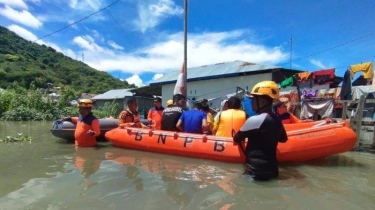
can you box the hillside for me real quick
[0,25,136,93]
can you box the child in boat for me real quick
[147,97,164,130]
[212,99,228,135]
[215,96,246,137]
[176,102,207,134]
[118,97,147,128]
[233,81,288,181]
[62,99,100,147]
[201,102,214,134]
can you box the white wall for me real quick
[161,73,272,108]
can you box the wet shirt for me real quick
[179,109,207,134]
[161,105,184,131]
[71,113,100,147]
[233,112,287,179]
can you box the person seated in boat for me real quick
[273,100,313,124]
[176,102,207,134]
[161,94,186,131]
[118,97,147,128]
[166,99,173,108]
[215,96,246,137]
[212,99,228,135]
[147,97,164,130]
[201,102,214,134]
[61,99,100,147]
[233,81,287,181]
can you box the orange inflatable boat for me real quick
[105,120,357,163]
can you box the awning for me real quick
[130,85,162,97]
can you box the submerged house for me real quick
[91,89,154,118]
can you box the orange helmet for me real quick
[251,81,279,99]
[77,99,93,108]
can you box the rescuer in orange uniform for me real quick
[147,97,164,130]
[62,99,100,147]
[118,97,147,128]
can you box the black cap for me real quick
[273,100,285,109]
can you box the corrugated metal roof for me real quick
[91,89,133,100]
[150,60,282,85]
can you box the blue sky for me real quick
[0,0,374,87]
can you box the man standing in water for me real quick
[233,81,287,181]
[62,99,100,147]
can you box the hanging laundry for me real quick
[313,68,335,85]
[296,72,313,89]
[297,72,312,82]
[279,76,295,89]
[340,70,352,100]
[301,89,318,99]
[300,99,334,119]
[350,62,373,79]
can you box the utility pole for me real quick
[82,53,85,93]
[290,35,293,70]
[183,0,188,97]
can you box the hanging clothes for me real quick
[300,99,334,119]
[301,89,318,99]
[296,72,313,89]
[350,62,373,79]
[313,68,335,85]
[340,70,352,100]
[279,76,295,89]
[297,72,312,82]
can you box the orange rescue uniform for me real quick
[71,113,100,147]
[147,107,164,130]
[118,109,146,128]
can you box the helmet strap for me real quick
[254,96,273,114]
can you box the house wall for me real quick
[161,73,272,109]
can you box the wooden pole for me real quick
[341,101,347,120]
[354,95,365,147]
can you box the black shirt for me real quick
[161,105,184,131]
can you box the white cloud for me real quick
[108,40,124,50]
[8,24,77,60]
[134,0,183,33]
[69,0,101,11]
[73,35,115,56]
[0,5,42,28]
[84,30,288,74]
[310,59,328,69]
[125,75,145,87]
[8,24,37,41]
[0,0,28,9]
[152,73,164,81]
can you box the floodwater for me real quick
[0,121,374,210]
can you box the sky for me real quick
[0,0,374,87]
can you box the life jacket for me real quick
[118,109,142,127]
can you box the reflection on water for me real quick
[0,121,375,209]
